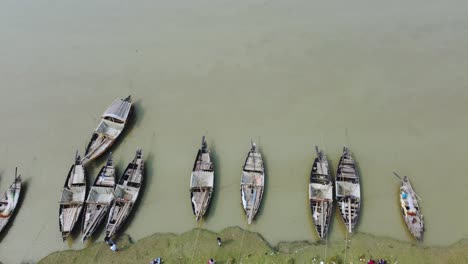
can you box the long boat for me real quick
[59,152,87,241]
[190,136,214,221]
[81,154,116,243]
[396,173,424,240]
[105,149,144,239]
[82,96,132,165]
[0,168,22,234]
[309,146,333,240]
[240,141,264,224]
[335,146,360,234]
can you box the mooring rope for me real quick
[236,221,249,263]
[189,218,204,264]
[344,231,349,264]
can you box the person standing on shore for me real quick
[217,237,222,247]
[105,237,118,252]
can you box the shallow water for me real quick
[1,1,468,263]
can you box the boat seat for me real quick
[127,182,141,188]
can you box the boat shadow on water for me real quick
[0,178,28,243]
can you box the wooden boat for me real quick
[81,154,116,243]
[59,152,87,241]
[0,168,22,234]
[395,172,424,240]
[335,146,360,233]
[240,141,264,224]
[82,96,132,165]
[190,136,214,221]
[309,146,333,240]
[105,149,144,239]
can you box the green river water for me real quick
[0,1,468,263]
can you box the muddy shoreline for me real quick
[39,227,468,264]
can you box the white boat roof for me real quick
[336,181,360,198]
[102,98,132,122]
[241,171,264,186]
[190,171,214,188]
[309,183,333,199]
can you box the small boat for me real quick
[105,149,144,239]
[240,141,264,224]
[81,154,116,243]
[0,168,22,234]
[309,146,333,240]
[395,172,424,240]
[190,136,214,221]
[59,152,87,241]
[335,146,360,233]
[82,96,132,165]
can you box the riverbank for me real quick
[39,227,468,264]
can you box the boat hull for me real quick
[335,147,360,234]
[59,157,87,241]
[240,143,264,224]
[309,148,333,240]
[190,137,214,221]
[0,176,22,233]
[104,149,143,239]
[399,177,424,240]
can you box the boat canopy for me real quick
[309,183,333,199]
[88,187,114,203]
[336,182,360,197]
[190,171,214,188]
[102,98,132,122]
[241,172,264,186]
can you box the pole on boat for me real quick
[393,172,423,201]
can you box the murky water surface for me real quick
[1,1,468,263]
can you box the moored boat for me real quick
[105,149,144,239]
[82,96,132,165]
[395,172,424,240]
[309,146,333,240]
[59,152,87,241]
[240,141,265,224]
[335,146,360,233]
[190,136,214,221]
[0,168,22,234]
[81,154,116,243]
